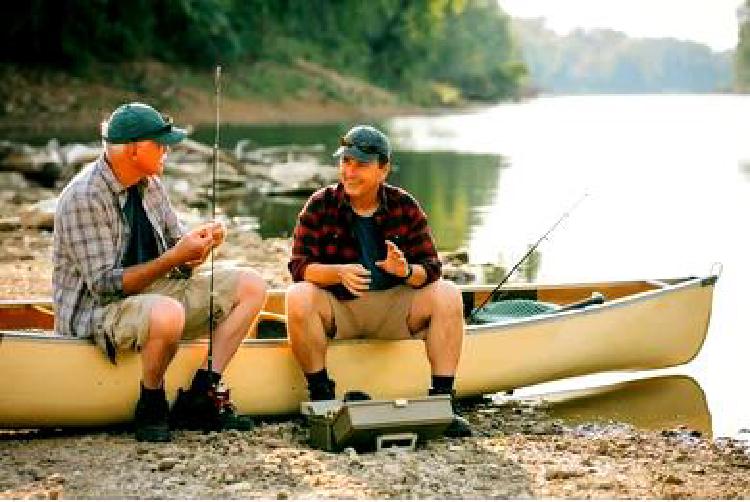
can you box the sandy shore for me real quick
[2,398,750,499]
[1,183,750,499]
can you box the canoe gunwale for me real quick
[0,275,717,347]
[466,274,716,334]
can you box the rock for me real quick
[277,491,289,499]
[0,216,20,231]
[662,473,684,485]
[441,248,469,265]
[545,467,585,480]
[19,198,57,229]
[47,473,65,484]
[157,458,179,472]
[382,463,400,476]
[344,447,358,459]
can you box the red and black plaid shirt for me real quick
[288,182,442,300]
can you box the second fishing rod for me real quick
[468,193,589,323]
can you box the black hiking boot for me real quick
[429,388,473,438]
[308,379,336,401]
[134,385,171,443]
[170,370,253,432]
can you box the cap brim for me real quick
[332,145,378,163]
[152,127,187,145]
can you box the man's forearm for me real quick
[122,248,180,295]
[303,263,342,286]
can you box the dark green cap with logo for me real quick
[103,102,187,145]
[333,125,391,163]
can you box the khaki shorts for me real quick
[328,285,421,340]
[96,267,241,354]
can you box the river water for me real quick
[200,94,750,438]
[15,94,750,437]
[393,94,750,439]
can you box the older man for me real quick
[286,125,471,437]
[53,102,267,442]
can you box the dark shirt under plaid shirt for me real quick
[288,182,442,300]
[53,155,186,338]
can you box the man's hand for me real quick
[182,222,226,268]
[194,221,225,248]
[337,264,371,297]
[170,226,214,267]
[375,240,409,278]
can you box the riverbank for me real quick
[2,393,750,499]
[0,61,425,139]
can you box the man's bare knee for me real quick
[409,280,463,332]
[286,282,332,327]
[436,280,463,317]
[234,269,267,304]
[148,297,185,343]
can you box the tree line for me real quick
[736,0,750,91]
[1,0,526,103]
[513,18,732,94]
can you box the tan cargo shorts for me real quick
[328,285,421,340]
[97,267,241,353]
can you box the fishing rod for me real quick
[468,193,589,323]
[207,65,221,377]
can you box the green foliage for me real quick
[0,0,526,104]
[736,1,750,91]
[424,0,526,101]
[514,19,732,94]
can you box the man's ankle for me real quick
[429,374,455,397]
[305,368,335,401]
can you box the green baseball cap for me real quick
[103,102,187,145]
[333,125,391,163]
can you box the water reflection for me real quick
[389,151,506,251]
[522,375,712,438]
[208,145,507,248]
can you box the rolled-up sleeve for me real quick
[402,201,442,287]
[288,197,323,282]
[59,193,124,302]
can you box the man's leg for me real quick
[407,279,464,379]
[170,269,267,431]
[407,279,471,437]
[286,282,336,400]
[140,297,186,388]
[134,295,186,442]
[202,269,267,372]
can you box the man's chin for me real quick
[343,185,360,197]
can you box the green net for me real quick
[471,299,558,325]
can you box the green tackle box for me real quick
[301,396,454,452]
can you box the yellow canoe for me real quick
[0,275,717,428]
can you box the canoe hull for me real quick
[0,277,716,427]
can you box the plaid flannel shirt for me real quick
[288,183,442,300]
[53,155,186,338]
